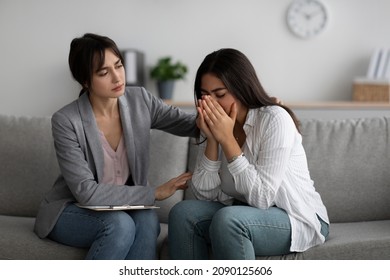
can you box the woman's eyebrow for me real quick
[97,59,122,72]
[95,67,106,73]
[212,87,227,93]
[200,87,227,94]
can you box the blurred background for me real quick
[1,0,390,116]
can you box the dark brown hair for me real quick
[194,48,300,132]
[68,33,124,96]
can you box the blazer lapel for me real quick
[77,93,105,183]
[118,95,137,184]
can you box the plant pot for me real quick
[157,80,175,100]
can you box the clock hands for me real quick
[303,9,324,21]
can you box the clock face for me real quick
[286,0,328,39]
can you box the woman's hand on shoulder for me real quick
[270,96,283,105]
[154,172,192,201]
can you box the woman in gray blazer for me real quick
[33,33,197,259]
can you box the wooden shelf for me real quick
[167,100,390,110]
[285,101,390,109]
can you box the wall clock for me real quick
[286,0,328,39]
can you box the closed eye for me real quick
[97,70,108,76]
[115,61,124,69]
[215,92,226,98]
[200,88,228,97]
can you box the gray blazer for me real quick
[34,87,197,238]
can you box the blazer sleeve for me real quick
[141,88,198,137]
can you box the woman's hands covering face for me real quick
[196,95,237,145]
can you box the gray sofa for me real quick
[0,113,389,260]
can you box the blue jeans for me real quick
[49,203,160,259]
[168,200,329,260]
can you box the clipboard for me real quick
[75,203,159,211]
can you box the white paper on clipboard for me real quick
[75,203,159,211]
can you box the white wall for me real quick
[1,0,390,117]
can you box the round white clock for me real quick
[286,0,328,39]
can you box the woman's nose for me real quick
[112,69,121,83]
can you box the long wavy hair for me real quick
[194,48,300,133]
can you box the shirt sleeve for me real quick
[190,140,233,204]
[228,108,297,209]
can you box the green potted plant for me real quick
[150,56,188,100]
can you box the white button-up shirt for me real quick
[191,106,329,252]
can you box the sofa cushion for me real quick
[301,117,390,223]
[0,115,59,217]
[254,220,390,260]
[148,129,190,223]
[0,215,87,259]
[302,220,390,259]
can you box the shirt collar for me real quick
[242,108,258,154]
[243,108,256,131]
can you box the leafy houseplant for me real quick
[150,57,188,100]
